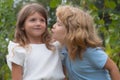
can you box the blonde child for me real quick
[52,5,120,80]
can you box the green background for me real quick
[0,0,120,79]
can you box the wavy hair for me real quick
[56,5,103,60]
[14,3,53,50]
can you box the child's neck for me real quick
[30,41,43,44]
[29,38,43,44]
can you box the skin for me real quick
[12,63,22,80]
[23,12,46,44]
[104,58,120,80]
[52,17,120,80]
[51,18,67,45]
[12,12,46,80]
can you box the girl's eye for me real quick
[40,19,45,22]
[29,18,45,23]
[30,18,36,21]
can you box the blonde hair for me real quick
[14,3,53,50]
[56,5,102,60]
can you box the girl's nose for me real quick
[36,19,45,25]
[36,20,41,25]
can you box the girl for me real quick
[6,3,65,80]
[51,5,120,80]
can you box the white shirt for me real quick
[6,41,65,80]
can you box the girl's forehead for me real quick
[29,11,41,15]
[28,12,43,17]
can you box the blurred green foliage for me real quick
[0,0,120,79]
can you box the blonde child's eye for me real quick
[58,23,61,26]
[57,22,62,26]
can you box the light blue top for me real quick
[60,47,111,80]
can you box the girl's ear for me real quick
[21,27,25,30]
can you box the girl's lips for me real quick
[33,27,41,30]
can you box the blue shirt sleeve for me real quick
[59,47,68,65]
[86,47,108,69]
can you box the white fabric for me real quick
[6,41,65,80]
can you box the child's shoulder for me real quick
[84,47,107,59]
[86,47,103,52]
[8,41,19,49]
[52,41,61,47]
[51,41,63,51]
[8,41,21,48]
[8,41,26,53]
[85,47,105,56]
[9,41,19,45]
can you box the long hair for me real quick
[14,3,53,50]
[56,5,103,60]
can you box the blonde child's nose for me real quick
[52,24,56,29]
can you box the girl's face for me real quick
[23,12,46,42]
[51,17,67,44]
